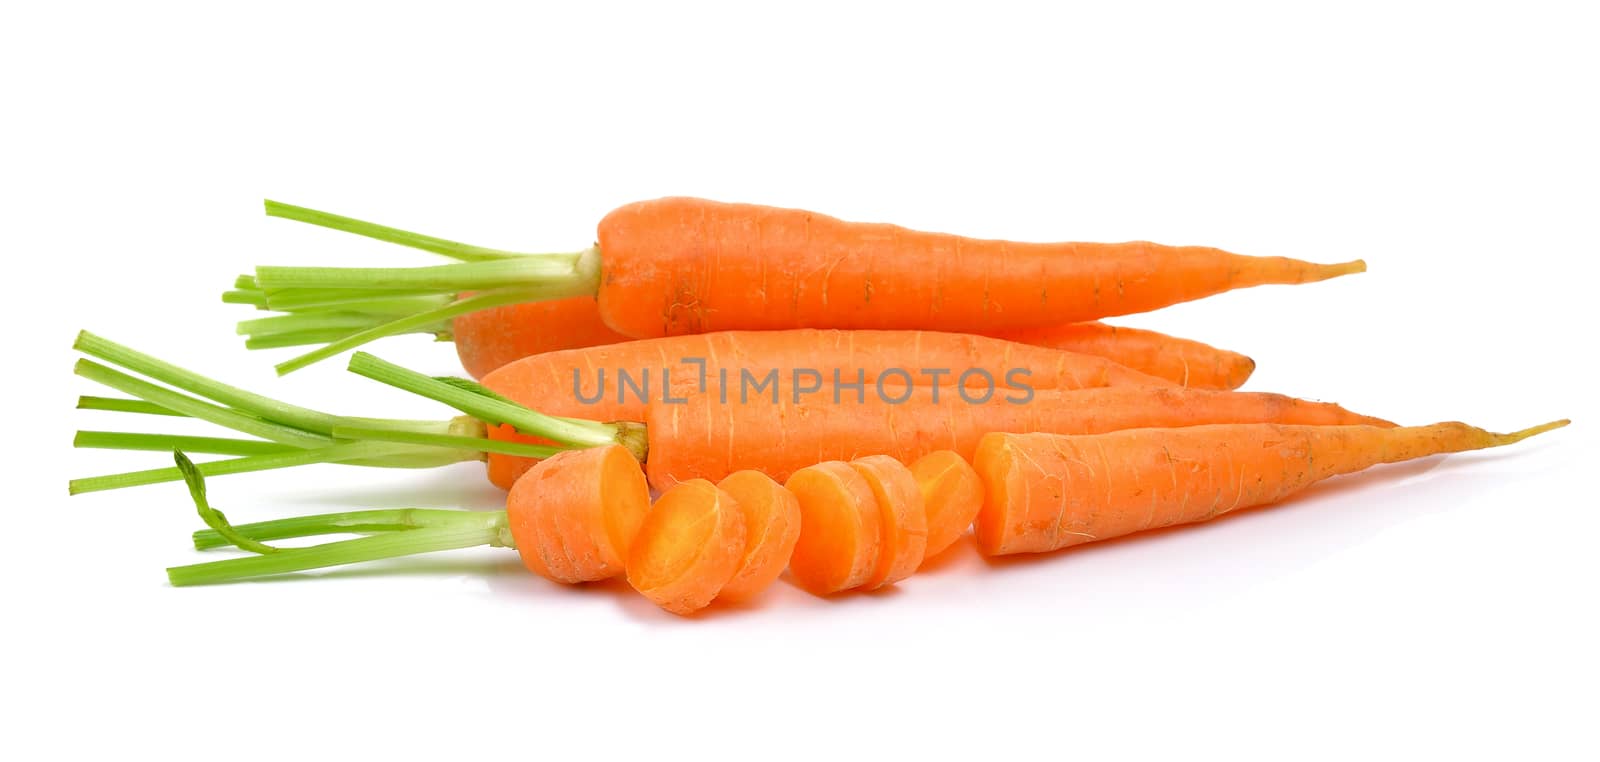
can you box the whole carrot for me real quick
[238,199,1364,373]
[971,420,1569,556]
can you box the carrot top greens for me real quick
[69,331,644,496]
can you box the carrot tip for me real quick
[1318,259,1368,280]
[1503,419,1571,443]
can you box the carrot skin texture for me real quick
[910,450,984,561]
[641,385,1395,491]
[991,322,1255,390]
[505,445,649,583]
[714,470,803,604]
[454,297,629,379]
[594,197,1364,338]
[784,462,883,596]
[849,456,928,590]
[626,479,747,615]
[972,420,1568,556]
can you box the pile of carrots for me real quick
[73,197,1567,616]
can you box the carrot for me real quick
[506,445,650,583]
[70,334,1388,497]
[239,199,1364,373]
[849,456,928,590]
[714,470,802,604]
[165,444,649,588]
[909,450,984,561]
[453,298,629,379]
[990,322,1255,390]
[625,479,747,615]
[633,383,1394,491]
[971,420,1569,556]
[783,462,883,596]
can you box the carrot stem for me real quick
[192,508,490,550]
[265,200,527,262]
[222,289,267,307]
[75,358,332,448]
[168,522,509,586]
[262,288,451,312]
[77,396,184,416]
[255,257,582,293]
[68,441,473,495]
[330,425,566,459]
[74,431,298,456]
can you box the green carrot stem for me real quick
[332,425,565,459]
[175,450,283,555]
[346,351,621,450]
[265,200,524,262]
[74,431,297,456]
[237,312,392,337]
[77,396,185,416]
[192,508,499,550]
[234,274,257,290]
[68,441,470,495]
[74,359,331,448]
[274,287,557,375]
[168,518,511,586]
[262,287,447,312]
[255,256,582,293]
[222,290,267,307]
[245,328,372,351]
[75,331,339,435]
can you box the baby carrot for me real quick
[714,470,802,604]
[971,420,1569,556]
[239,199,1364,373]
[625,479,747,615]
[909,450,984,561]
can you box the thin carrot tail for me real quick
[1486,419,1570,446]
[1305,259,1367,282]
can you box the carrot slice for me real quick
[714,470,802,603]
[849,456,928,590]
[909,450,983,561]
[783,462,882,596]
[626,479,747,615]
[506,445,649,583]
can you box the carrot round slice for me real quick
[909,450,983,561]
[714,470,802,603]
[626,479,747,615]
[849,456,928,590]
[506,445,649,583]
[784,461,882,596]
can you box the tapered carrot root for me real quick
[715,470,802,604]
[595,198,1366,337]
[784,462,883,596]
[625,479,747,615]
[849,456,929,590]
[638,384,1395,491]
[972,419,1569,556]
[991,322,1256,390]
[910,451,984,561]
[506,445,649,583]
[454,297,629,379]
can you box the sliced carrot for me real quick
[505,445,649,583]
[783,462,883,596]
[849,456,928,590]
[626,479,747,615]
[714,470,802,604]
[910,450,983,561]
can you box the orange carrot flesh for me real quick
[453,297,629,379]
[594,198,1364,338]
[714,470,803,604]
[783,462,883,596]
[505,445,649,583]
[849,456,928,590]
[640,384,1394,491]
[972,420,1569,556]
[910,450,984,561]
[625,479,747,615]
[989,322,1256,390]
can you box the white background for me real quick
[5,1,1596,759]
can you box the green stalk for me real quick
[245,328,373,351]
[332,425,566,459]
[74,431,298,456]
[346,351,626,452]
[262,287,446,312]
[68,441,470,495]
[77,396,184,416]
[75,331,339,435]
[237,312,392,337]
[255,256,582,293]
[168,519,510,586]
[74,359,331,448]
[192,507,498,550]
[234,275,257,290]
[222,290,267,307]
[265,200,525,262]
